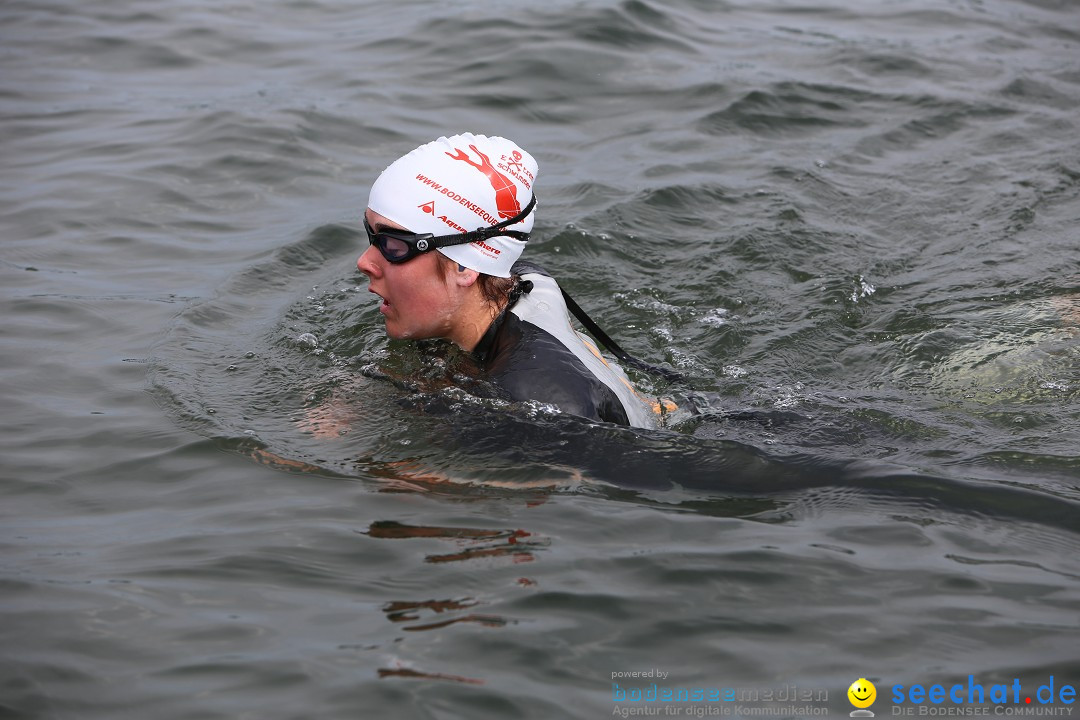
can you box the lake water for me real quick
[2,0,1079,718]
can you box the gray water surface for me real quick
[3,0,1079,718]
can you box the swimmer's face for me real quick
[847,679,876,709]
[357,209,465,344]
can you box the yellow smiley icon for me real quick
[848,678,877,709]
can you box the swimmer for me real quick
[356,133,658,427]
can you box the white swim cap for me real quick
[367,133,538,278]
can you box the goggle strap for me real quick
[426,195,538,250]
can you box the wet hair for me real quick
[434,253,516,309]
[477,273,517,307]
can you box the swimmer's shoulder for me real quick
[483,310,630,425]
[511,259,552,280]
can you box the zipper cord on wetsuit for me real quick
[559,288,685,383]
[506,277,533,308]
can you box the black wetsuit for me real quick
[469,261,653,427]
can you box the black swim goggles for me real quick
[364,195,537,264]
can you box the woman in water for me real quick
[355,133,658,428]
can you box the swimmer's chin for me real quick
[384,326,408,340]
[383,323,419,341]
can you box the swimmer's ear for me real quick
[453,265,479,287]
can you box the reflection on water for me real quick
[365,521,543,565]
[384,598,480,624]
[376,667,485,685]
[366,523,540,685]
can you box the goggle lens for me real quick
[378,235,411,261]
[364,219,429,264]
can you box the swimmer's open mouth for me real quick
[369,289,390,312]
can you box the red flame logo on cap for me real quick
[445,144,521,220]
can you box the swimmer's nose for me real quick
[357,245,381,277]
